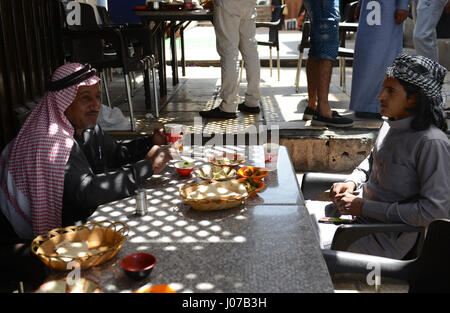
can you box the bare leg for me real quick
[317,59,333,118]
[306,57,318,110]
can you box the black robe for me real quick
[62,125,154,226]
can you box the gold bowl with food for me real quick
[237,177,265,198]
[209,153,245,168]
[180,180,249,211]
[199,0,214,10]
[195,165,236,181]
[35,278,102,293]
[31,220,128,271]
[237,166,269,180]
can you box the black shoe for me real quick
[312,112,354,127]
[238,102,260,114]
[302,106,315,120]
[355,111,382,120]
[303,107,340,121]
[199,107,237,119]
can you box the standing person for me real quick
[411,0,450,61]
[302,0,354,127]
[349,0,410,119]
[200,0,261,119]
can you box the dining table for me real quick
[43,145,334,293]
[134,8,214,97]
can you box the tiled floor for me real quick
[102,65,385,138]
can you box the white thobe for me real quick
[213,0,261,112]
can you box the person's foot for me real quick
[355,111,382,120]
[199,107,237,119]
[302,106,316,120]
[311,111,354,127]
[238,102,260,114]
[303,107,340,121]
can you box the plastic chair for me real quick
[294,5,358,93]
[61,3,159,131]
[301,172,425,260]
[240,4,286,82]
[323,219,450,292]
[95,5,160,115]
[339,0,359,23]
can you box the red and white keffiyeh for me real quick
[0,63,100,239]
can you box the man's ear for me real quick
[407,92,418,108]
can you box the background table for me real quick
[45,146,333,293]
[135,9,214,97]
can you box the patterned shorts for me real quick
[303,0,340,61]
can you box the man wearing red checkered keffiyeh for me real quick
[0,63,171,240]
[0,63,99,239]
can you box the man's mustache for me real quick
[86,110,99,115]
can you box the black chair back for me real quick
[409,219,450,292]
[63,2,105,64]
[96,5,112,26]
[341,1,359,23]
[268,3,285,43]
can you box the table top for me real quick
[45,146,333,293]
[134,8,213,22]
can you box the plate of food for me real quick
[134,284,176,293]
[180,180,248,211]
[237,177,265,198]
[209,153,245,167]
[237,166,269,180]
[199,0,214,10]
[195,165,236,181]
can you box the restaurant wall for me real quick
[0,0,64,151]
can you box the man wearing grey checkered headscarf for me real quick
[385,52,448,132]
[386,53,447,107]
[320,53,450,260]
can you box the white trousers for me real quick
[412,0,447,61]
[213,0,261,113]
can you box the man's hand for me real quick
[394,9,408,24]
[336,193,364,217]
[445,0,450,14]
[146,145,172,174]
[354,6,361,22]
[330,181,356,204]
[152,127,168,146]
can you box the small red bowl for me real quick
[120,253,156,280]
[175,161,195,176]
[176,167,194,176]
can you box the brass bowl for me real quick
[35,278,102,293]
[180,180,248,211]
[31,221,128,271]
[237,166,269,180]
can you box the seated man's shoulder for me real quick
[422,126,449,142]
[414,126,450,150]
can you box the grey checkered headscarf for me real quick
[386,53,447,108]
